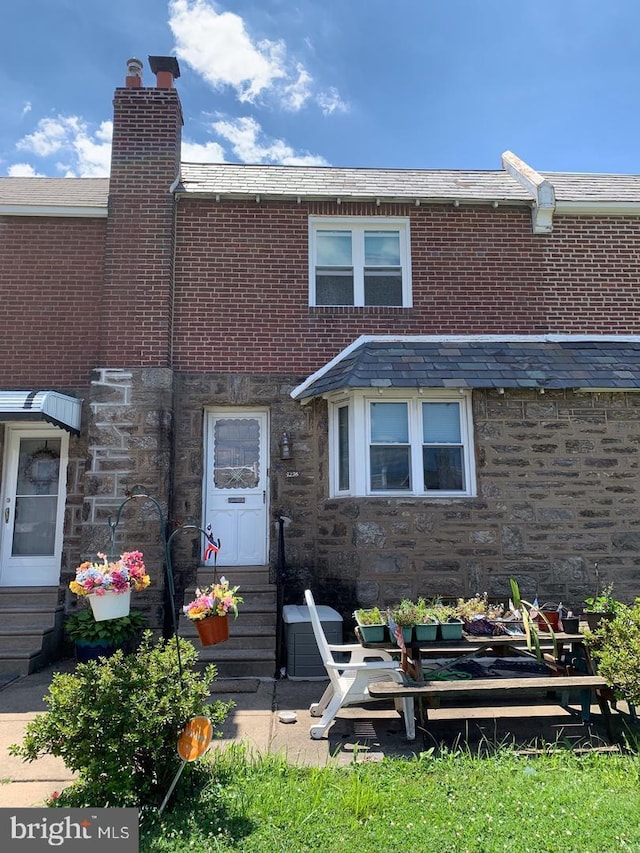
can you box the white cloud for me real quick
[169,0,287,104]
[282,64,313,111]
[317,87,349,117]
[7,162,45,177]
[168,0,348,114]
[212,116,328,166]
[181,138,226,163]
[15,116,112,177]
[21,101,32,118]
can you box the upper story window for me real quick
[309,217,412,307]
[328,390,476,498]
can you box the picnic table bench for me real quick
[357,629,614,739]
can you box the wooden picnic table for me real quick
[355,629,613,739]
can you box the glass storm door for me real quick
[0,425,69,586]
[204,411,268,566]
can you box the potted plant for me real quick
[431,602,464,641]
[584,582,623,631]
[413,597,438,642]
[69,551,150,621]
[182,577,243,646]
[389,599,417,645]
[65,607,147,663]
[353,606,387,642]
[455,593,504,635]
[509,578,557,662]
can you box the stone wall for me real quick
[75,367,174,628]
[165,375,640,624]
[300,388,640,618]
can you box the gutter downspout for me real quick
[502,150,556,235]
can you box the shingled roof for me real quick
[0,177,109,213]
[178,162,640,206]
[291,336,640,400]
[178,162,530,203]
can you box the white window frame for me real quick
[328,389,476,498]
[309,216,412,307]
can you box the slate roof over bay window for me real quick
[291,336,640,401]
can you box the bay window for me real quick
[329,391,475,497]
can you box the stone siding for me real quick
[74,367,174,628]
[171,374,640,621]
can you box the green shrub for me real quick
[588,599,640,705]
[65,607,146,645]
[10,631,231,807]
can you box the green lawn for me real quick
[140,744,640,852]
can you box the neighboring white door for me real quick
[0,424,69,586]
[204,410,268,567]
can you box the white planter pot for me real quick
[88,589,131,621]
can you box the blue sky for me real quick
[2,0,639,178]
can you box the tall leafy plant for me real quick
[509,578,558,662]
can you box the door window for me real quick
[12,438,61,557]
[213,418,261,490]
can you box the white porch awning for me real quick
[0,391,82,434]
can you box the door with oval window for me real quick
[204,410,268,566]
[0,425,69,586]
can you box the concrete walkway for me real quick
[0,659,627,808]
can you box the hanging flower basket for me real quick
[69,551,150,622]
[88,589,131,622]
[183,577,242,647]
[195,614,230,646]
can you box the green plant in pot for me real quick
[389,599,417,644]
[353,606,387,642]
[413,597,438,642]
[584,582,623,630]
[65,607,146,663]
[430,601,464,641]
[509,578,557,662]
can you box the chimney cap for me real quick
[126,57,144,75]
[148,55,181,79]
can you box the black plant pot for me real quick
[585,611,616,631]
[75,641,118,663]
[562,616,580,634]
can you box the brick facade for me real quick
[173,199,640,377]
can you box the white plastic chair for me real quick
[304,589,415,740]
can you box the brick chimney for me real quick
[101,56,183,367]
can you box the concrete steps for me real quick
[0,588,63,679]
[179,565,277,679]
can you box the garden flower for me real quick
[70,551,150,597]
[183,578,242,620]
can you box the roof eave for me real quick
[175,190,530,207]
[555,201,640,216]
[0,204,107,217]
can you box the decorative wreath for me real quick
[24,445,60,489]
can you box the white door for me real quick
[204,410,268,567]
[0,424,69,586]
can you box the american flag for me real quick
[387,611,405,651]
[203,525,220,562]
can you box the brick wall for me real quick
[172,199,640,374]
[0,216,105,387]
